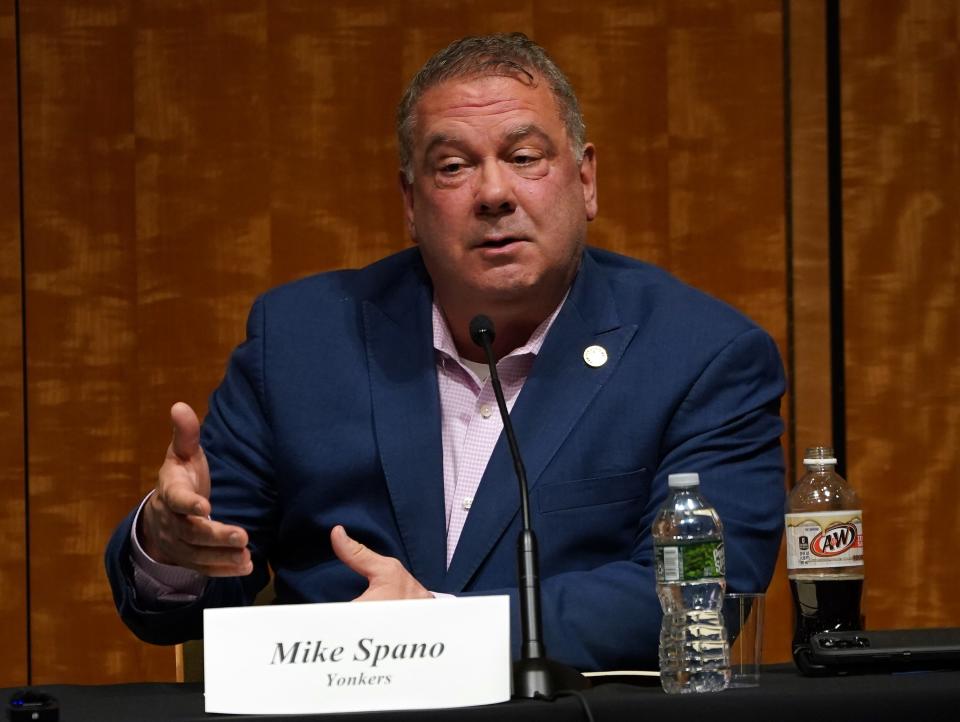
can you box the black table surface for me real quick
[5,665,959,722]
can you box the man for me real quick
[106,33,785,671]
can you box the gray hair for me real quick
[396,32,586,182]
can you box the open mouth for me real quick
[479,237,523,249]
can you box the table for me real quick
[4,665,958,721]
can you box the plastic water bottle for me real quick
[654,472,730,694]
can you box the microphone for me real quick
[469,315,588,698]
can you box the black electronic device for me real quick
[8,690,59,721]
[796,627,960,676]
[469,315,589,699]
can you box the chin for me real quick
[474,277,539,301]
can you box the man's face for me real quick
[400,74,597,316]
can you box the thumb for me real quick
[331,525,383,580]
[170,402,201,460]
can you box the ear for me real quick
[398,170,418,242]
[579,143,598,221]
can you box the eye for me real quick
[435,156,470,176]
[512,153,538,166]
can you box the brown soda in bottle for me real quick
[785,447,864,664]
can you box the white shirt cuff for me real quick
[130,491,207,604]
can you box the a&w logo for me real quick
[811,522,858,557]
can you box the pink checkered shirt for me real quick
[432,299,563,567]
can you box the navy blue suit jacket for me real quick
[105,246,785,671]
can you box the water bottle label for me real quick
[785,510,863,569]
[655,540,725,582]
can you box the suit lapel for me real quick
[443,251,639,592]
[363,259,448,592]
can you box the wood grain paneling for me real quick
[841,1,960,630]
[20,0,792,681]
[662,1,786,337]
[20,0,171,683]
[13,0,960,685]
[132,0,273,550]
[269,0,407,281]
[0,0,27,688]
[789,0,832,478]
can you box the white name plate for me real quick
[203,595,511,715]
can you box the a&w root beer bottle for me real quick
[786,446,864,664]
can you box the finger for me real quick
[202,562,254,578]
[170,402,201,461]
[164,541,251,570]
[176,516,249,548]
[150,524,253,577]
[160,477,211,517]
[331,525,386,580]
[177,556,254,578]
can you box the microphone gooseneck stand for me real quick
[469,315,590,699]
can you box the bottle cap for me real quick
[667,473,700,488]
[803,457,838,465]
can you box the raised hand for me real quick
[139,402,252,577]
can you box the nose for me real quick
[473,160,516,217]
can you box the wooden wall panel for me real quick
[132,0,273,559]
[20,0,171,683]
[14,0,960,685]
[789,0,832,479]
[662,2,786,337]
[20,0,792,681]
[841,1,960,630]
[0,0,27,688]
[269,0,407,281]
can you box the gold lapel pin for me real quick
[583,344,608,368]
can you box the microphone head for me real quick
[469,314,495,347]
